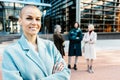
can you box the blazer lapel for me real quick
[90,31,94,39]
[18,35,48,76]
[26,49,48,76]
[37,37,48,74]
[37,37,46,61]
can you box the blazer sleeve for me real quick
[89,32,97,44]
[68,30,74,40]
[2,48,23,80]
[83,33,89,42]
[40,42,71,80]
[77,30,83,41]
[69,29,82,41]
[53,34,64,44]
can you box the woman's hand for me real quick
[52,62,64,74]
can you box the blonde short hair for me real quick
[88,24,94,31]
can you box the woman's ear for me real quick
[18,18,22,25]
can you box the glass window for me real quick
[80,0,119,32]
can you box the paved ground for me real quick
[0,39,120,80]
[64,40,120,80]
[64,50,120,80]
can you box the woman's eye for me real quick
[26,17,32,20]
[36,18,40,21]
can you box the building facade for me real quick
[0,0,50,34]
[44,0,76,33]
[0,2,22,33]
[45,0,120,33]
[80,0,120,32]
[0,0,120,34]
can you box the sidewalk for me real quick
[64,50,120,80]
[0,39,120,80]
[64,40,120,80]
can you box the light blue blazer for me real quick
[2,35,71,80]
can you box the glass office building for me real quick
[0,0,50,34]
[45,0,120,33]
[0,2,24,33]
[0,0,120,33]
[44,0,76,33]
[80,0,120,32]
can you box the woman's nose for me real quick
[32,19,37,24]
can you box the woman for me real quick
[68,22,83,70]
[2,5,70,80]
[53,24,65,58]
[83,24,97,73]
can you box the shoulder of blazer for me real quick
[37,37,54,48]
[92,31,97,35]
[3,41,20,55]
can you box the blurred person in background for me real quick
[83,24,97,73]
[53,24,65,58]
[68,22,83,70]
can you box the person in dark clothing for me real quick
[53,24,65,58]
[68,22,83,70]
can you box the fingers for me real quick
[56,62,64,71]
[52,62,64,74]
[52,62,58,74]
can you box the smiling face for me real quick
[19,5,42,36]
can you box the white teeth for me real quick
[30,27,36,31]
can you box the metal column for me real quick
[3,7,6,33]
[76,0,81,25]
